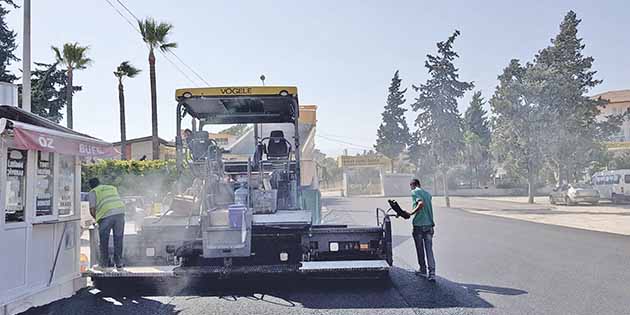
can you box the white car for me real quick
[549,183,600,206]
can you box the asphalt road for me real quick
[23,196,630,315]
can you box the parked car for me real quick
[549,183,600,206]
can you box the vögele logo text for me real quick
[220,87,252,95]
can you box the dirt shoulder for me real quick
[431,196,630,236]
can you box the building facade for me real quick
[207,133,237,148]
[112,136,176,160]
[593,89,630,152]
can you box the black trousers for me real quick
[98,213,125,267]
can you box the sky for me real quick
[5,0,630,156]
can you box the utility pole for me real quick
[256,74,266,140]
[22,0,31,112]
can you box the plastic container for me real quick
[228,204,247,228]
[252,189,278,214]
[209,209,230,226]
[234,184,249,207]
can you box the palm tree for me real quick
[52,42,92,129]
[114,61,141,160]
[138,18,177,160]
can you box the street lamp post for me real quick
[22,0,31,112]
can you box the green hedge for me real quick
[81,160,190,198]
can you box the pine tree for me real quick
[464,91,492,186]
[464,91,491,146]
[463,130,483,187]
[410,30,473,207]
[28,62,72,123]
[0,0,18,83]
[535,11,610,184]
[374,70,410,173]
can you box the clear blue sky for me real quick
[6,0,630,156]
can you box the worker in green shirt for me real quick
[408,179,436,281]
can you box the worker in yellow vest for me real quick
[183,128,193,161]
[88,178,126,270]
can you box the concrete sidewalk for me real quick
[321,190,343,198]
[432,196,630,236]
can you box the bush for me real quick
[81,160,190,199]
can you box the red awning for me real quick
[3,119,116,158]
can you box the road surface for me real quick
[23,196,630,315]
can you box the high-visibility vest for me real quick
[91,185,125,222]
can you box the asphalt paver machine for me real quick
[85,86,393,281]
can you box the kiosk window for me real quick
[35,151,54,216]
[5,149,27,223]
[58,155,75,216]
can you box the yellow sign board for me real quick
[605,142,630,153]
[605,141,630,149]
[338,155,390,168]
[176,86,298,98]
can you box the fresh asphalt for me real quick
[22,196,630,315]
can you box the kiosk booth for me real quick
[0,105,115,315]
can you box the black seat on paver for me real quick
[266,130,291,160]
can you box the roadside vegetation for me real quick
[373,11,625,203]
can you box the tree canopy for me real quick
[114,61,141,81]
[410,30,474,172]
[534,10,611,184]
[463,91,492,186]
[138,18,177,53]
[52,42,92,71]
[490,60,553,202]
[26,62,72,123]
[0,1,18,83]
[374,70,410,171]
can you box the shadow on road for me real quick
[22,288,180,315]
[457,283,528,297]
[389,267,527,309]
[23,268,527,314]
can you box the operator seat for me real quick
[190,130,211,160]
[266,130,291,160]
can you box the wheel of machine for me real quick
[549,196,556,205]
